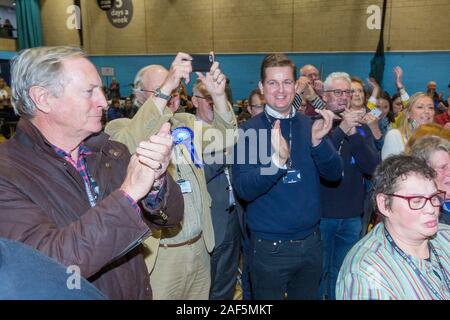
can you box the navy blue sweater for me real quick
[320,125,381,219]
[232,112,342,240]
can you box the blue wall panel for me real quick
[90,51,450,101]
[2,51,449,101]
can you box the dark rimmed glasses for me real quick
[323,89,353,97]
[194,95,213,103]
[385,191,446,210]
[139,85,182,96]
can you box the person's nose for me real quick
[95,88,108,109]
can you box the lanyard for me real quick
[384,227,449,299]
[80,158,99,208]
[263,108,295,169]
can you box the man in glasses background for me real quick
[292,64,326,115]
[192,79,243,300]
[337,155,449,300]
[132,65,182,114]
[319,72,380,299]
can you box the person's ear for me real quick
[191,96,199,109]
[29,86,52,114]
[376,193,391,218]
[258,81,264,95]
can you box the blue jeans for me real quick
[249,228,322,300]
[319,217,362,300]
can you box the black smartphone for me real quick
[190,54,214,72]
[310,108,345,120]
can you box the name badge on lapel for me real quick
[177,179,192,194]
[282,169,302,184]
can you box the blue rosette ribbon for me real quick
[171,126,203,168]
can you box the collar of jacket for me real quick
[14,118,124,160]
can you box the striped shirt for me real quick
[52,144,140,213]
[292,93,326,111]
[336,222,450,300]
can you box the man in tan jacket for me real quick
[105,52,237,299]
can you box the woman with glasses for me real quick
[336,155,449,300]
[247,89,265,118]
[409,136,450,225]
[349,77,384,149]
[381,93,436,160]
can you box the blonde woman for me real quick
[381,93,435,160]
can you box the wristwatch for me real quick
[154,88,171,101]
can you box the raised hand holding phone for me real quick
[191,53,214,72]
[196,52,229,112]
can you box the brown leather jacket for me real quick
[0,119,184,299]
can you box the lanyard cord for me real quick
[263,108,294,169]
[384,227,449,299]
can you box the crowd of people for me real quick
[0,46,448,300]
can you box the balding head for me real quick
[427,81,437,91]
[300,64,320,83]
[133,65,168,106]
[133,64,180,112]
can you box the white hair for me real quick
[11,46,86,117]
[323,72,351,90]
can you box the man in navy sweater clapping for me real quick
[232,54,342,300]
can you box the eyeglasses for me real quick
[139,86,182,97]
[194,95,213,103]
[384,191,446,210]
[323,89,353,97]
[250,104,264,109]
[305,73,319,80]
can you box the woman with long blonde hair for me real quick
[381,92,435,160]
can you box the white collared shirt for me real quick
[264,104,296,119]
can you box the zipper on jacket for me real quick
[106,228,152,266]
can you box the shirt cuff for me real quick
[367,96,377,110]
[311,96,326,109]
[271,154,287,169]
[399,88,409,103]
[120,190,141,215]
[144,175,167,209]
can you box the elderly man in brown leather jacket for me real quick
[0,46,184,300]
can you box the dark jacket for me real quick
[321,124,381,219]
[232,112,343,240]
[204,153,244,247]
[0,118,184,300]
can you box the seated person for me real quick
[409,136,450,225]
[336,155,449,300]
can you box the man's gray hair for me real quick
[299,64,319,76]
[132,65,154,107]
[323,72,351,90]
[409,136,450,164]
[11,46,86,117]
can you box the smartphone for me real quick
[311,108,345,120]
[191,54,214,72]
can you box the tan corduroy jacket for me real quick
[105,97,237,272]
